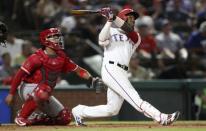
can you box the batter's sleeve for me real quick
[129,32,141,48]
[21,54,42,75]
[62,57,78,73]
[98,21,112,46]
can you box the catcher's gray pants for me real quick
[18,83,64,117]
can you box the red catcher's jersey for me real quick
[20,49,78,88]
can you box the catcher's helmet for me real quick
[0,21,8,47]
[117,8,139,21]
[39,28,64,51]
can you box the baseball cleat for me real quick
[15,116,32,126]
[73,115,87,126]
[72,108,87,126]
[160,111,180,126]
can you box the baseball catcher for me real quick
[5,27,98,126]
[0,21,8,47]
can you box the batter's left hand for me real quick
[100,7,114,21]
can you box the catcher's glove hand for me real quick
[0,21,8,47]
[89,77,107,93]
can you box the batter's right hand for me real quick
[5,94,14,106]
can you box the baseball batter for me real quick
[72,7,180,126]
[5,28,95,126]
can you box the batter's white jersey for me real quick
[99,23,141,66]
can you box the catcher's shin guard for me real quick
[18,99,37,119]
[27,112,51,125]
[15,99,37,126]
[31,109,72,125]
[27,109,72,126]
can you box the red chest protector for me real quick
[22,49,76,88]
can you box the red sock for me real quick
[19,99,37,118]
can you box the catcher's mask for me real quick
[0,21,8,47]
[39,28,64,51]
[117,8,139,21]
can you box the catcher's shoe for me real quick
[72,108,86,126]
[160,111,180,126]
[15,116,32,126]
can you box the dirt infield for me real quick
[86,122,206,128]
[1,121,206,131]
[83,121,206,129]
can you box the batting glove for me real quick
[100,7,114,22]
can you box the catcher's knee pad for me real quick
[55,108,72,125]
[34,83,52,101]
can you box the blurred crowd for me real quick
[0,0,206,85]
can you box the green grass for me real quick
[1,121,206,131]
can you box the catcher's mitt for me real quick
[90,77,107,93]
[0,21,8,47]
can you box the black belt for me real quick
[109,61,128,71]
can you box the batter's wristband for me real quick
[108,15,116,22]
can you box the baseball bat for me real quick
[69,9,100,15]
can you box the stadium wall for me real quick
[0,79,205,123]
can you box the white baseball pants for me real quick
[73,63,166,122]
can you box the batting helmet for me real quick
[117,8,139,21]
[0,21,8,47]
[39,28,64,51]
